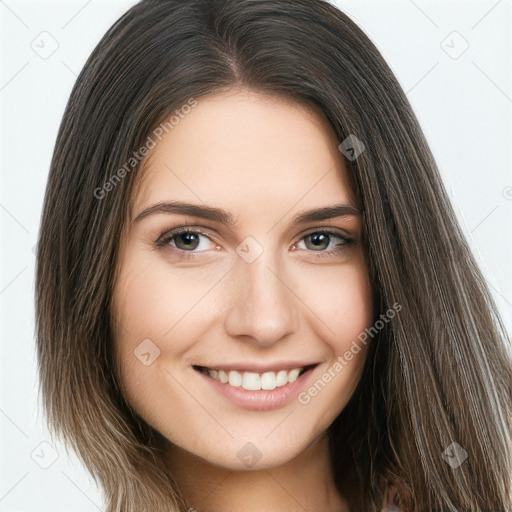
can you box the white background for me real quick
[1,0,511,510]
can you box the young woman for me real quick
[35,1,512,511]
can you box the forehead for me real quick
[131,89,357,220]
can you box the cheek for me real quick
[110,262,188,432]
[331,266,373,351]
[301,256,373,353]
[330,264,373,384]
[294,258,372,409]
[110,249,229,421]
[113,251,222,346]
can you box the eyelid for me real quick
[155,225,352,245]
[297,226,352,240]
[154,225,219,247]
[154,224,356,260]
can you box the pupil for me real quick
[176,232,199,250]
[308,233,329,251]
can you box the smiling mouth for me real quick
[193,364,317,391]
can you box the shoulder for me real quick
[380,483,405,512]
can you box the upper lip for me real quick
[194,361,319,373]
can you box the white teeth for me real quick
[287,368,300,383]
[275,370,288,387]
[228,370,242,387]
[261,371,277,390]
[241,372,261,391]
[202,366,307,390]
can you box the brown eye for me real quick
[304,232,331,251]
[173,232,201,251]
[155,228,217,254]
[293,229,355,259]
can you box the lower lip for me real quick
[195,366,318,411]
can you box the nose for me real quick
[223,251,299,348]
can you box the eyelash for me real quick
[154,225,355,260]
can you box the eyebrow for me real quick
[133,200,361,227]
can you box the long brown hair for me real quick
[35,1,512,510]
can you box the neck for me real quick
[164,432,349,512]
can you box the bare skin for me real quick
[112,88,373,512]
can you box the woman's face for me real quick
[112,88,373,470]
